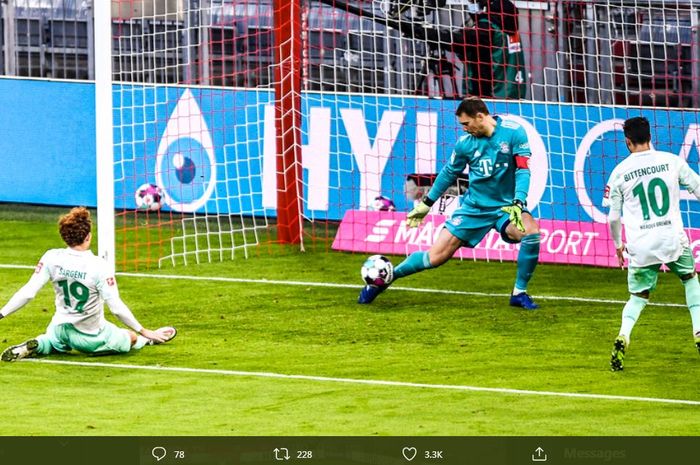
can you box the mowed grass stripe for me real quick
[0,263,686,308]
[26,358,700,406]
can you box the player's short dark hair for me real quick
[623,116,651,145]
[59,207,91,247]
[455,96,490,117]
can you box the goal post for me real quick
[273,0,304,245]
[95,0,116,274]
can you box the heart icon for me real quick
[402,447,417,461]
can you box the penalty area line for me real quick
[26,358,700,406]
[0,263,685,308]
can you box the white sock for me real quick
[133,335,150,350]
[619,295,648,344]
[512,287,526,295]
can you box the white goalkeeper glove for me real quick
[406,200,432,228]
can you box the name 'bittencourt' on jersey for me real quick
[623,163,671,183]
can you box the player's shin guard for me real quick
[682,277,700,336]
[393,250,434,280]
[619,295,648,341]
[514,233,540,291]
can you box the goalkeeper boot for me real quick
[1,339,39,362]
[509,292,539,310]
[610,336,627,371]
[358,284,389,304]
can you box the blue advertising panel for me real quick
[0,78,96,206]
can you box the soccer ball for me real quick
[135,183,165,211]
[360,255,394,287]
[370,195,396,211]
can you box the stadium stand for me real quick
[0,0,698,108]
[112,18,145,82]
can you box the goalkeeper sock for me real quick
[682,277,700,335]
[394,251,434,280]
[514,233,540,291]
[619,294,648,341]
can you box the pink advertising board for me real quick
[332,210,700,269]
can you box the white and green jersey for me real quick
[0,248,143,334]
[603,149,700,266]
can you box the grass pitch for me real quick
[0,204,698,435]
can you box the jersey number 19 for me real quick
[57,279,90,312]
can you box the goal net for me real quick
[100,0,700,271]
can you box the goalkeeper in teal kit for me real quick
[358,97,541,309]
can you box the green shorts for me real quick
[38,321,133,355]
[627,248,696,294]
[444,203,516,248]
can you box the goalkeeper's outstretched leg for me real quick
[356,229,463,304]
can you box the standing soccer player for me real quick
[604,116,700,371]
[0,207,176,361]
[358,96,541,309]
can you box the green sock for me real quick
[682,277,700,336]
[394,251,434,280]
[619,295,648,342]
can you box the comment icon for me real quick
[152,446,167,462]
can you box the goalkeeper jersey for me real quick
[603,149,700,267]
[0,248,143,334]
[427,116,531,209]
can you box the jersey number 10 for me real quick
[632,177,670,221]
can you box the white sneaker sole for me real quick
[1,339,39,362]
[153,326,177,344]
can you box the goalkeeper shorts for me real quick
[443,203,513,248]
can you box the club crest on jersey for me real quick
[107,277,115,286]
[500,142,510,154]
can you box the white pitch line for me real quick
[26,358,700,406]
[0,263,686,308]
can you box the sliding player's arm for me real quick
[97,271,167,343]
[97,273,143,333]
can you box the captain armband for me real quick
[514,156,530,169]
